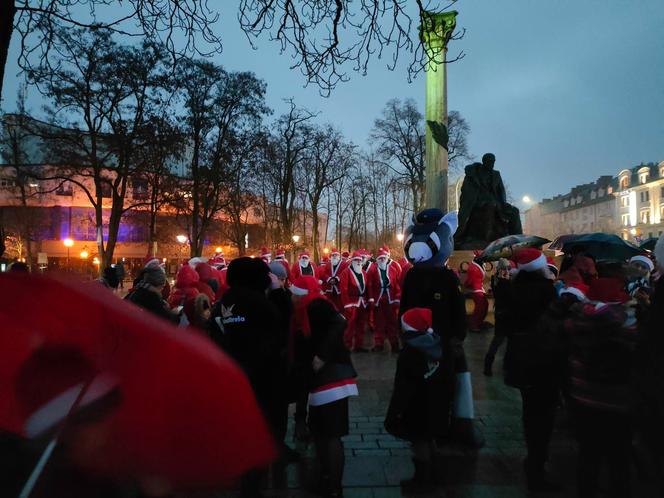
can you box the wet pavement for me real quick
[215,315,654,498]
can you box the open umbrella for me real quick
[548,234,582,251]
[551,233,644,262]
[0,273,275,491]
[474,234,551,263]
[640,237,659,252]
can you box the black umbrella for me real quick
[640,237,659,252]
[548,234,582,251]
[554,232,644,262]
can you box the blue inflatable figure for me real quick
[391,208,484,491]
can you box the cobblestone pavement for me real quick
[215,321,653,498]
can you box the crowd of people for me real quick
[6,217,663,498]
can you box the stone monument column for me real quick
[421,10,457,213]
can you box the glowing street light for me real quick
[63,238,74,270]
[323,247,330,255]
[396,233,405,242]
[292,234,301,244]
[522,195,532,204]
[630,228,638,236]
[80,250,89,259]
[176,234,188,244]
[215,246,223,254]
[93,257,100,265]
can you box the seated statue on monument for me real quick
[454,153,523,249]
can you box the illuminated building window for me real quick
[640,209,651,224]
[639,172,649,184]
[620,176,629,189]
[621,214,630,226]
[640,191,650,203]
[620,196,629,207]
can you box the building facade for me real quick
[614,162,664,241]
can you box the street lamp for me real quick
[522,195,532,204]
[215,246,223,254]
[396,233,405,242]
[80,249,89,259]
[292,234,300,244]
[176,234,188,260]
[63,238,74,270]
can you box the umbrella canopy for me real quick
[474,234,551,263]
[640,237,659,252]
[548,234,582,251]
[0,273,275,490]
[551,233,644,262]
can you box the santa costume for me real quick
[464,254,489,332]
[367,247,402,351]
[339,251,372,351]
[319,248,347,312]
[291,251,317,280]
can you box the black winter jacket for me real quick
[126,286,178,324]
[503,271,558,388]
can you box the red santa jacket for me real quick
[339,266,371,309]
[320,260,348,296]
[291,260,317,280]
[464,260,486,294]
[367,260,402,305]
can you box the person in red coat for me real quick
[168,264,200,325]
[368,248,402,352]
[291,251,317,280]
[320,248,347,312]
[339,251,372,351]
[464,255,489,332]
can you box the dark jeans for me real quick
[485,331,506,367]
[573,403,632,498]
[520,383,559,470]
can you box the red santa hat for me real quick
[376,248,390,259]
[559,282,589,302]
[350,250,363,261]
[188,256,208,268]
[260,247,271,259]
[515,248,547,273]
[298,251,311,260]
[144,255,165,269]
[274,248,286,258]
[401,308,433,334]
[341,251,350,259]
[209,255,226,268]
[330,248,340,256]
[381,245,391,255]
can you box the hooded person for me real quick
[208,257,281,498]
[385,308,445,493]
[290,275,357,498]
[339,251,372,352]
[127,266,179,324]
[367,247,402,352]
[398,208,482,451]
[138,255,171,300]
[291,251,317,280]
[503,247,561,491]
[193,262,218,304]
[319,248,347,313]
[464,252,489,332]
[167,264,201,325]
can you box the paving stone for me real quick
[345,441,380,450]
[354,449,391,457]
[378,441,409,449]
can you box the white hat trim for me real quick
[518,253,547,272]
[630,255,654,272]
[401,315,433,333]
[290,285,309,296]
[560,286,587,302]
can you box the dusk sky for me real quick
[3,0,663,207]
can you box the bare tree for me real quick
[175,59,268,256]
[370,98,425,213]
[371,98,470,214]
[238,0,464,95]
[26,29,171,268]
[1,0,222,100]
[298,125,354,260]
[265,100,316,245]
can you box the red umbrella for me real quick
[0,273,275,490]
